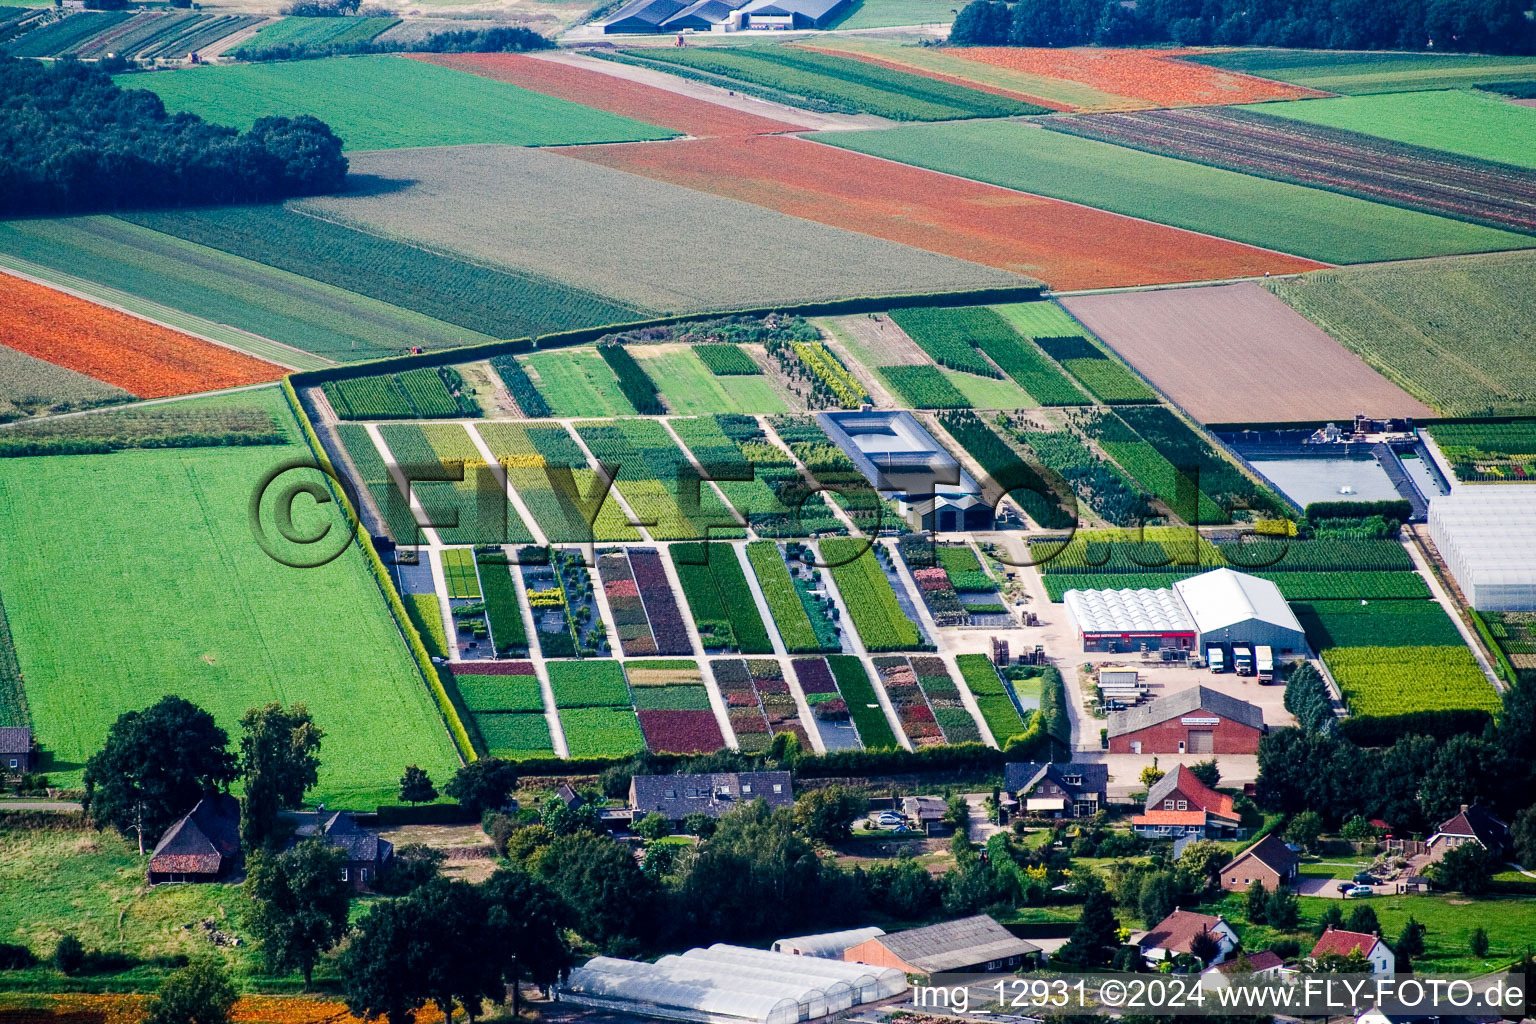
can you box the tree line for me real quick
[0,58,348,218]
[949,0,1536,53]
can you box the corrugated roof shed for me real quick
[866,915,1038,973]
[1107,686,1264,738]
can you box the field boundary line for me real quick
[0,255,332,371]
[791,131,1338,270]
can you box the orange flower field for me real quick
[951,47,1326,108]
[561,135,1325,290]
[0,993,449,1024]
[0,275,286,398]
[415,53,798,137]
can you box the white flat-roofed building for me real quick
[1429,487,1536,610]
[1063,586,1197,653]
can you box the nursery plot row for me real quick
[695,344,761,376]
[632,347,787,415]
[1032,526,1225,576]
[596,548,692,657]
[971,309,1090,406]
[791,657,861,751]
[3,11,132,57]
[475,550,528,656]
[522,558,578,659]
[910,655,981,744]
[1295,599,1463,650]
[873,655,944,747]
[440,548,481,600]
[880,365,971,410]
[598,344,663,415]
[787,341,867,409]
[1041,570,1431,602]
[670,415,840,537]
[1008,424,1149,527]
[374,423,532,546]
[1033,335,1158,405]
[887,307,1001,378]
[326,367,473,420]
[819,539,923,652]
[335,423,421,544]
[622,44,1046,121]
[898,535,969,627]
[16,11,266,60]
[576,419,742,540]
[770,416,887,534]
[746,541,835,654]
[955,653,1029,746]
[1070,410,1230,525]
[473,710,555,761]
[713,658,805,753]
[488,356,550,419]
[936,410,1075,530]
[1218,538,1413,573]
[234,13,396,51]
[453,662,555,759]
[1114,405,1284,518]
[476,422,638,543]
[1187,48,1536,96]
[1484,612,1536,671]
[1324,646,1500,717]
[548,661,642,758]
[1046,106,1536,236]
[1431,421,1536,482]
[670,543,773,654]
[629,659,726,754]
[1268,252,1536,417]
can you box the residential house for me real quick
[1003,762,1108,820]
[844,915,1039,981]
[1107,686,1266,755]
[0,726,32,775]
[901,795,951,836]
[292,811,394,892]
[1424,805,1509,864]
[1311,928,1395,976]
[556,782,586,810]
[1200,950,1285,991]
[1133,764,1242,839]
[628,771,792,825]
[147,792,241,884]
[1138,910,1239,965]
[1220,834,1300,892]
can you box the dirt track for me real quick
[1060,282,1435,425]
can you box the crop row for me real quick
[936,410,1074,529]
[887,307,1001,378]
[910,654,980,745]
[441,548,481,599]
[955,653,1029,746]
[713,658,774,753]
[670,414,831,537]
[334,423,420,545]
[597,551,656,656]
[560,707,644,758]
[597,343,664,415]
[825,654,898,749]
[578,419,741,540]
[630,548,695,656]
[820,538,922,652]
[1034,335,1158,404]
[1116,406,1282,517]
[1218,537,1414,573]
[455,663,542,713]
[746,541,826,653]
[873,655,942,747]
[548,659,630,708]
[671,542,774,654]
[489,355,552,418]
[475,557,527,655]
[477,422,638,543]
[1041,569,1431,601]
[326,367,471,421]
[695,343,762,376]
[1011,424,1148,527]
[968,309,1088,406]
[1074,410,1229,525]
[1324,645,1501,717]
[1296,599,1463,649]
[1032,526,1225,575]
[3,11,132,58]
[474,711,555,759]
[880,365,970,409]
[772,416,889,532]
[789,341,866,409]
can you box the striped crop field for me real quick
[564,134,1324,290]
[1185,48,1536,95]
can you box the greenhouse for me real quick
[1429,487,1536,610]
[772,926,887,959]
[558,945,906,1024]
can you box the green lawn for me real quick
[632,346,788,415]
[0,388,459,806]
[1188,48,1536,95]
[119,55,677,151]
[829,0,957,28]
[1246,89,1536,170]
[941,368,1035,410]
[521,348,637,418]
[0,216,487,362]
[818,120,1533,264]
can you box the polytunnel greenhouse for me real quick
[558,944,908,1024]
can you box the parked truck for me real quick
[1234,643,1255,676]
[1206,644,1226,673]
[1256,645,1274,681]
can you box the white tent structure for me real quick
[559,944,907,1024]
[772,926,886,959]
[1430,487,1536,610]
[1172,568,1307,651]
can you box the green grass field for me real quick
[940,369,1035,410]
[0,389,459,805]
[234,14,397,51]
[0,216,487,362]
[829,0,956,28]
[818,121,1533,263]
[1188,48,1536,95]
[631,346,788,415]
[1267,251,1536,416]
[521,349,637,418]
[1247,89,1536,170]
[120,55,676,151]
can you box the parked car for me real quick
[1344,885,1374,898]
[1353,872,1381,885]
[873,811,905,827]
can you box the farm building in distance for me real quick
[146,792,241,885]
[818,410,993,532]
[1064,568,1305,653]
[601,0,847,32]
[772,927,886,959]
[1429,488,1536,609]
[1107,686,1265,755]
[559,944,906,1024]
[843,915,1040,980]
[629,771,793,825]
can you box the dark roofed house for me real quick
[292,811,394,892]
[1107,685,1265,755]
[1220,833,1299,892]
[1003,762,1108,820]
[556,783,586,811]
[0,726,33,775]
[844,915,1039,980]
[1425,804,1509,864]
[147,792,241,885]
[629,771,792,825]
[602,0,688,32]
[901,795,951,836]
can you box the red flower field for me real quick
[561,135,1325,290]
[639,709,726,754]
[0,275,286,398]
[416,53,797,138]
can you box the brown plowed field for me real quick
[1047,106,1536,235]
[562,135,1326,290]
[792,43,1075,111]
[951,47,1326,107]
[0,274,285,398]
[1059,282,1434,425]
[415,53,797,137]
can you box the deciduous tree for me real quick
[399,766,437,806]
[483,866,572,1014]
[444,759,518,818]
[142,959,237,1024]
[239,703,323,848]
[243,840,350,989]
